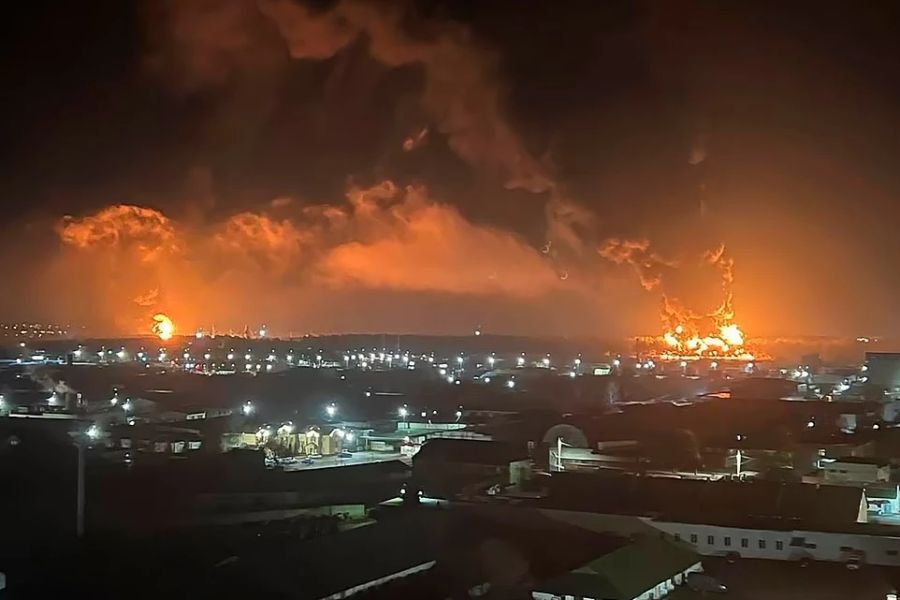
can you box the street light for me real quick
[242,401,254,415]
[326,403,337,418]
[398,406,409,418]
[507,379,516,389]
[86,424,101,440]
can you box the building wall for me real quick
[650,520,900,566]
[531,561,701,600]
[865,353,900,390]
[824,461,889,484]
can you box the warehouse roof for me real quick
[538,536,699,600]
[233,513,439,599]
[541,472,865,526]
[413,438,530,466]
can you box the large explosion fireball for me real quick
[152,313,175,340]
[656,244,758,361]
[601,240,763,362]
[658,299,754,361]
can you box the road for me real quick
[701,557,899,599]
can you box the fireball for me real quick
[152,313,175,340]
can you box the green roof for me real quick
[540,536,700,600]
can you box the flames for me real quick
[622,242,762,362]
[659,303,754,361]
[152,313,175,340]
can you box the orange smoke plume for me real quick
[319,182,564,296]
[55,181,569,335]
[598,238,678,291]
[58,204,180,263]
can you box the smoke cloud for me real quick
[257,0,554,193]
[12,1,735,338]
[53,181,569,334]
[597,238,678,291]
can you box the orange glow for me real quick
[643,244,765,362]
[152,313,175,340]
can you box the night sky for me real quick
[2,0,900,338]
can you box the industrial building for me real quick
[865,352,900,392]
[412,438,532,497]
[533,536,702,600]
[823,456,891,485]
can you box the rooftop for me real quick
[413,438,530,466]
[537,471,866,527]
[830,456,891,466]
[539,536,699,600]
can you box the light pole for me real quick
[76,439,84,537]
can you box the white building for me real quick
[823,457,890,485]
